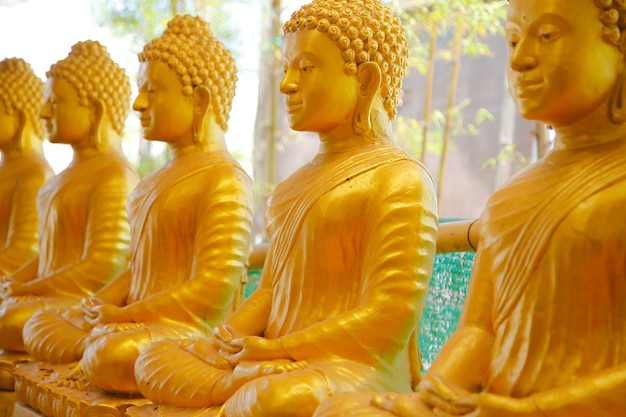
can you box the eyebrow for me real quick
[508,11,569,27]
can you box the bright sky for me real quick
[0,0,308,175]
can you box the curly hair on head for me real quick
[47,40,131,135]
[283,0,408,120]
[138,14,238,132]
[594,0,626,47]
[0,58,45,138]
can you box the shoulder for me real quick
[569,178,626,238]
[368,158,435,193]
[89,154,139,189]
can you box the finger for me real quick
[202,353,232,370]
[218,339,243,354]
[373,396,424,417]
[422,393,475,415]
[433,407,455,417]
[452,394,479,408]
[83,308,100,319]
[81,298,94,309]
[214,336,239,353]
[84,316,99,326]
[371,392,399,406]
[428,375,462,401]
[219,349,242,366]
[214,325,234,343]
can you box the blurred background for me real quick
[0,0,549,241]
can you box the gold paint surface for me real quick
[314,0,626,416]
[131,2,437,416]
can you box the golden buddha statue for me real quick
[313,0,626,416]
[22,14,253,396]
[0,58,53,278]
[129,1,437,416]
[0,41,139,355]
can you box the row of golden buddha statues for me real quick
[0,0,624,416]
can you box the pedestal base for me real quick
[14,362,151,417]
[11,402,42,417]
[125,404,220,417]
[0,390,17,417]
[0,350,33,391]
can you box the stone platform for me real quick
[13,362,150,417]
[0,350,34,417]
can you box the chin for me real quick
[286,121,307,132]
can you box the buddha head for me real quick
[135,14,237,146]
[41,40,131,148]
[281,0,408,141]
[506,0,626,128]
[0,58,45,151]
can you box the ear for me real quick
[192,85,211,144]
[353,62,382,136]
[88,98,105,149]
[193,85,211,118]
[12,109,26,151]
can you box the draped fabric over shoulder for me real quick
[483,139,626,398]
[0,151,138,352]
[0,153,53,276]
[24,149,253,394]
[133,143,438,416]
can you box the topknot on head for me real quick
[283,0,408,120]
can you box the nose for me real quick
[279,69,298,95]
[40,100,51,119]
[509,36,538,72]
[133,91,147,112]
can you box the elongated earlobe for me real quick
[13,109,26,151]
[610,77,626,123]
[353,62,382,136]
[192,85,211,145]
[89,99,105,150]
[610,40,626,123]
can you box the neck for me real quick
[71,144,117,162]
[318,123,373,154]
[553,121,626,150]
[170,127,228,160]
[1,134,45,161]
[551,98,626,149]
[72,117,124,156]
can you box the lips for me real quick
[139,118,151,127]
[285,100,302,114]
[513,79,542,98]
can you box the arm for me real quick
[422,247,496,393]
[369,241,496,417]
[92,268,132,305]
[0,256,40,299]
[9,255,39,282]
[0,167,51,275]
[525,365,626,416]
[436,219,480,253]
[278,163,438,362]
[18,167,136,297]
[123,167,254,326]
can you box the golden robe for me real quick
[0,151,138,351]
[0,153,53,276]
[23,150,253,393]
[314,138,626,417]
[134,143,438,416]
[479,138,626,412]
